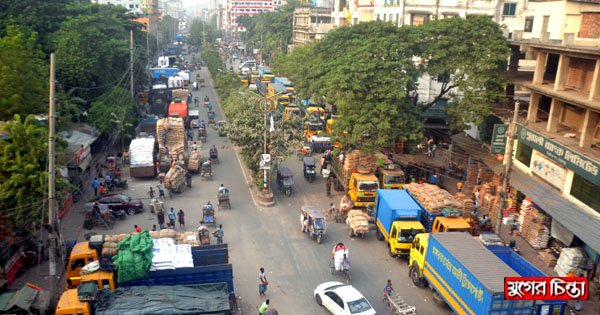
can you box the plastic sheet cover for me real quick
[95,284,231,315]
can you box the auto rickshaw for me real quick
[200,161,212,180]
[218,191,230,210]
[303,156,316,182]
[197,225,211,245]
[209,147,219,164]
[276,167,294,196]
[196,73,201,81]
[201,203,216,226]
[300,205,326,244]
[199,78,205,87]
[198,126,207,141]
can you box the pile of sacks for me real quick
[554,247,591,277]
[149,229,200,246]
[404,183,463,214]
[188,150,201,172]
[164,164,186,191]
[150,237,194,271]
[346,210,369,235]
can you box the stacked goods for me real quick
[164,164,186,191]
[404,183,462,214]
[343,150,377,173]
[102,241,118,256]
[478,164,494,183]
[554,247,588,277]
[518,200,550,249]
[188,150,201,172]
[173,244,194,268]
[156,117,186,160]
[149,231,160,239]
[464,162,479,192]
[346,210,369,234]
[454,192,474,218]
[150,237,177,271]
[523,223,549,249]
[502,192,518,218]
[171,89,188,102]
[538,249,557,267]
[159,229,177,239]
[517,198,534,234]
[491,173,503,187]
[129,137,156,168]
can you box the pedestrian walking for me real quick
[92,178,99,196]
[148,187,155,199]
[432,144,437,157]
[326,177,332,197]
[259,299,269,315]
[178,209,185,230]
[213,225,223,244]
[99,182,105,195]
[168,181,174,200]
[168,208,176,229]
[157,209,165,229]
[134,225,142,233]
[259,268,268,298]
[157,183,165,199]
[185,171,192,188]
[382,279,394,311]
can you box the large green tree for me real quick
[0,115,68,233]
[0,27,48,120]
[188,20,221,47]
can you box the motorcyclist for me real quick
[194,97,198,106]
[204,96,209,103]
[210,145,218,157]
[208,103,213,111]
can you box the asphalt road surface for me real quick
[91,56,451,315]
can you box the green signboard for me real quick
[490,124,509,154]
[517,125,600,186]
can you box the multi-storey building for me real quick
[92,0,144,13]
[229,0,274,33]
[292,7,334,47]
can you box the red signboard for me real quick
[75,144,91,166]
[505,277,588,300]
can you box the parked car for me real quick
[87,194,143,216]
[314,282,376,315]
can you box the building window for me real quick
[129,4,133,8]
[502,3,516,16]
[571,174,600,212]
[524,17,533,32]
[515,141,532,166]
[410,13,428,25]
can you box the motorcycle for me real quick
[111,177,128,190]
[110,208,127,220]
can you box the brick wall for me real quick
[578,12,600,38]
[566,57,596,92]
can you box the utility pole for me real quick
[497,99,520,234]
[130,30,135,98]
[48,53,57,307]
[263,112,268,191]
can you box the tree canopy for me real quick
[273,17,510,150]
[188,20,221,47]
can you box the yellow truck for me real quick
[330,156,379,207]
[374,189,426,257]
[284,106,302,120]
[267,82,290,107]
[66,242,99,289]
[375,164,405,189]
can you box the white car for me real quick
[314,282,376,315]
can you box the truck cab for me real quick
[306,106,326,120]
[376,165,405,189]
[348,173,379,207]
[326,115,340,134]
[431,216,471,233]
[55,289,92,315]
[304,120,324,137]
[388,221,425,256]
[408,233,429,280]
[284,106,302,120]
[80,270,117,290]
[66,242,99,288]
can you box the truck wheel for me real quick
[410,266,424,288]
[349,229,354,237]
[376,229,384,241]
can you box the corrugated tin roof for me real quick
[432,232,520,293]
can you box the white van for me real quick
[239,60,257,72]
[189,110,200,128]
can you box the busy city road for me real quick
[90,57,451,315]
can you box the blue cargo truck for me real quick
[150,68,180,83]
[487,246,566,315]
[409,232,536,315]
[374,190,426,257]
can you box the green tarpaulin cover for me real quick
[112,231,153,283]
[94,284,231,315]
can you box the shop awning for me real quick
[451,133,600,253]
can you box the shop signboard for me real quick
[517,125,600,186]
[530,151,566,190]
[490,124,508,154]
[75,143,92,170]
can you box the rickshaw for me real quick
[208,111,216,125]
[198,126,207,141]
[106,156,120,173]
[201,203,216,226]
[303,156,316,182]
[209,147,219,164]
[329,243,351,283]
[300,205,326,244]
[197,225,211,245]
[276,167,294,196]
[149,198,165,214]
[199,78,205,87]
[218,191,230,210]
[200,161,212,180]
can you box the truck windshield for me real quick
[308,124,323,132]
[357,181,379,191]
[447,228,469,233]
[398,229,424,243]
[384,175,404,184]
